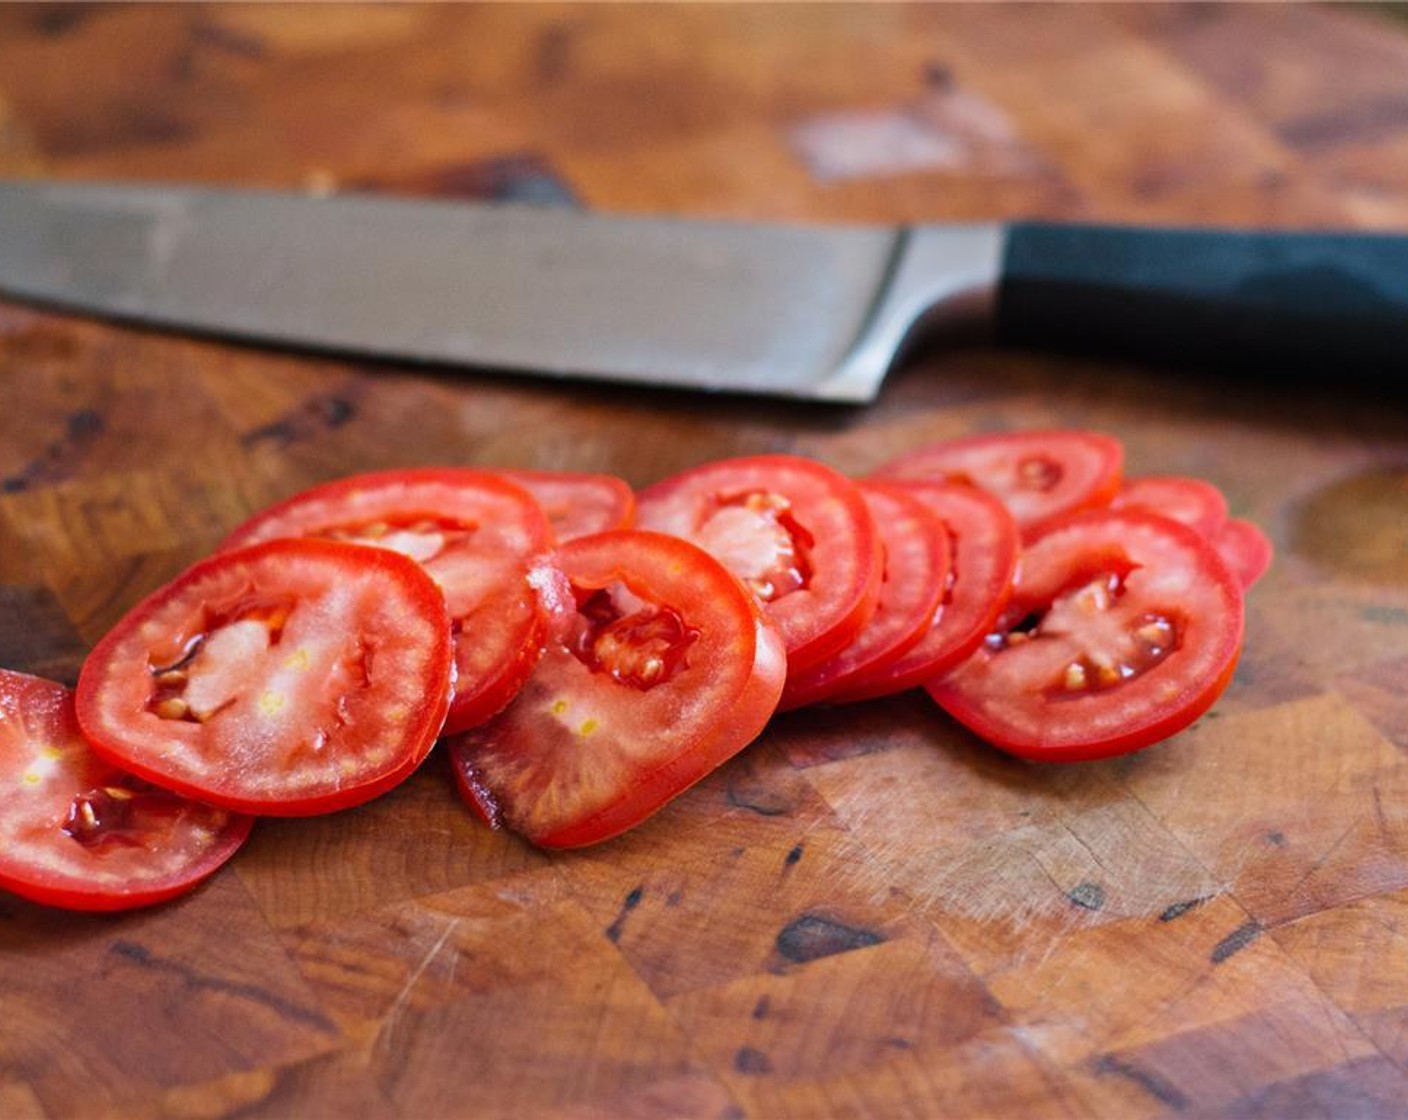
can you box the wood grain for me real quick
[4,4,1408,1117]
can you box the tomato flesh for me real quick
[76,539,454,815]
[634,454,881,675]
[874,429,1123,541]
[832,480,1019,702]
[928,510,1244,761]
[221,469,552,734]
[0,669,251,911]
[779,482,949,710]
[448,530,786,848]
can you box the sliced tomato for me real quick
[1213,518,1273,589]
[874,429,1123,541]
[831,480,1019,703]
[634,454,882,676]
[1113,475,1229,539]
[76,539,454,816]
[493,468,636,542]
[221,469,552,735]
[447,530,785,848]
[779,482,949,710]
[0,669,251,911]
[928,509,1244,761]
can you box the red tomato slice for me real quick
[447,530,786,848]
[634,454,882,675]
[831,480,1019,703]
[0,669,251,911]
[928,510,1244,761]
[221,469,552,735]
[1113,475,1229,539]
[1213,517,1273,589]
[493,469,636,542]
[76,539,454,816]
[779,482,949,710]
[874,429,1123,541]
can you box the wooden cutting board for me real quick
[4,5,1408,1117]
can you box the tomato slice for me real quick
[76,539,454,816]
[831,480,1019,703]
[447,530,786,848]
[0,669,251,911]
[493,469,636,542]
[874,429,1123,541]
[1112,475,1229,539]
[779,482,949,710]
[220,469,552,735]
[634,454,882,675]
[928,510,1244,761]
[1213,517,1274,589]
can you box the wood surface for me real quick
[4,4,1408,1117]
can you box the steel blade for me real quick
[0,182,1000,401]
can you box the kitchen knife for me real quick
[0,180,1404,402]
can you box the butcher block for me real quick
[4,5,1408,1118]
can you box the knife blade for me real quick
[0,180,1405,402]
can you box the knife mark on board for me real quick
[110,940,336,1032]
[1159,895,1214,923]
[605,885,644,944]
[241,392,357,450]
[1091,1053,1191,1111]
[191,17,269,60]
[734,1047,774,1075]
[29,4,96,36]
[775,912,884,965]
[1067,881,1107,912]
[3,409,105,493]
[1210,919,1263,965]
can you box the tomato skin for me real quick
[1213,517,1274,589]
[778,482,949,711]
[76,538,455,816]
[1111,475,1270,590]
[447,530,786,849]
[492,469,636,542]
[1113,475,1229,539]
[634,454,882,676]
[220,468,552,735]
[830,480,1019,703]
[928,510,1244,762]
[873,429,1123,541]
[0,669,251,911]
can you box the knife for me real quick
[0,180,1405,402]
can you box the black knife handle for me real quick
[996,222,1408,382]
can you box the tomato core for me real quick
[142,591,374,735]
[571,587,700,690]
[985,565,1183,698]
[698,490,814,603]
[62,775,180,850]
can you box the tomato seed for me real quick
[153,697,191,721]
[1094,661,1124,688]
[1017,455,1063,493]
